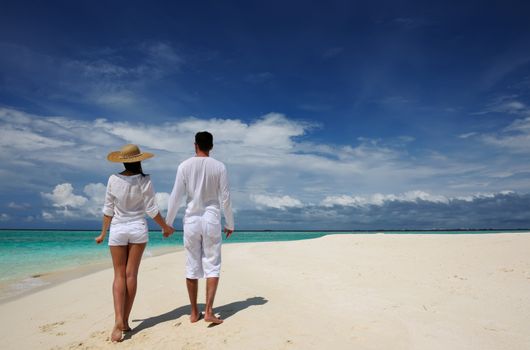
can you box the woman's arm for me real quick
[95,214,113,244]
[152,212,175,237]
[141,177,175,237]
[96,177,115,244]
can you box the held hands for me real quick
[163,225,175,238]
[224,227,234,239]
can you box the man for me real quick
[166,131,234,324]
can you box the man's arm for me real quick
[219,165,234,236]
[166,166,186,227]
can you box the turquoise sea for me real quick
[0,229,524,300]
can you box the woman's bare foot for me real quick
[111,326,123,342]
[122,322,131,332]
[204,314,223,324]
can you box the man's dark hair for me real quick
[195,131,213,151]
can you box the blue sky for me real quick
[1,0,530,229]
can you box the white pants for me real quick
[108,219,148,246]
[183,212,222,279]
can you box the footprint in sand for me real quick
[39,321,65,333]
[182,342,203,350]
[500,267,514,273]
[453,275,467,280]
[67,341,94,350]
[89,330,106,338]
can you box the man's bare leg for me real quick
[186,278,200,322]
[204,277,223,324]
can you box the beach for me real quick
[1,233,529,349]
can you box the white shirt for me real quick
[102,174,159,223]
[166,156,234,230]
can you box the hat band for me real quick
[119,152,143,159]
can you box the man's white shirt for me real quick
[166,156,234,230]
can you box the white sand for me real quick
[1,233,530,349]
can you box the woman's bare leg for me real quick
[122,243,146,330]
[110,246,128,342]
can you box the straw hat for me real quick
[107,144,154,163]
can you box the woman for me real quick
[94,144,174,342]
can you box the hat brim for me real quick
[107,151,154,163]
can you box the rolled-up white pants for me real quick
[183,212,222,279]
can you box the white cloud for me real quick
[41,183,88,210]
[0,42,184,110]
[42,211,54,220]
[0,213,10,221]
[7,202,30,209]
[502,101,526,112]
[251,194,303,210]
[321,190,522,208]
[41,182,106,220]
[475,96,530,117]
[455,190,514,202]
[321,195,365,207]
[40,182,171,220]
[480,116,530,152]
[470,97,530,152]
[505,116,530,133]
[155,192,170,211]
[82,183,108,217]
[0,125,74,151]
[459,132,477,139]
[322,190,450,207]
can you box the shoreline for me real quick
[2,231,528,304]
[0,245,183,304]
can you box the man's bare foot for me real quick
[204,314,223,324]
[190,311,201,323]
[122,322,131,332]
[111,326,123,342]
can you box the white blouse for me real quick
[102,174,159,224]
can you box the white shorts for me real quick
[108,219,149,246]
[183,211,222,279]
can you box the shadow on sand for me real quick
[124,296,268,340]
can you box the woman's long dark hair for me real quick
[123,161,147,177]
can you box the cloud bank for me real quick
[239,191,530,230]
[1,106,530,229]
